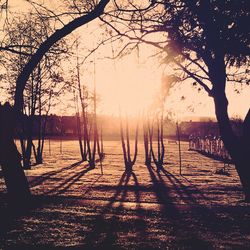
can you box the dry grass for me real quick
[0,140,249,249]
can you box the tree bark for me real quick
[212,66,250,201]
[0,103,31,207]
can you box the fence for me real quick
[189,135,231,163]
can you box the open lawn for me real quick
[0,140,249,249]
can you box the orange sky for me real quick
[90,58,250,120]
[73,21,250,120]
[2,0,250,120]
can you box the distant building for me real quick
[180,121,219,139]
[180,119,242,139]
[22,115,78,137]
[16,114,243,140]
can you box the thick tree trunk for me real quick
[0,103,31,208]
[240,110,250,201]
[228,110,250,201]
[234,154,250,202]
[212,68,250,201]
[214,95,250,200]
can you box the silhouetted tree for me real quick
[0,102,31,207]
[143,119,151,165]
[149,116,165,171]
[2,13,67,168]
[120,116,138,172]
[0,0,110,207]
[97,124,105,161]
[102,0,250,201]
[160,0,250,200]
[74,41,89,162]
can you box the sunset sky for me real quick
[85,57,250,120]
[2,0,250,120]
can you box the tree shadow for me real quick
[0,158,106,249]
[0,196,13,244]
[0,194,40,246]
[82,175,103,196]
[148,164,219,216]
[106,170,141,210]
[43,165,93,195]
[0,161,235,249]
[44,159,106,195]
[146,164,179,217]
[145,163,225,247]
[82,170,147,249]
[81,165,219,249]
[28,157,104,193]
[159,166,213,207]
[28,160,86,188]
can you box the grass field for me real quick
[0,140,250,249]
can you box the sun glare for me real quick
[93,57,161,117]
[79,53,250,120]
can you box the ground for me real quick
[0,140,250,249]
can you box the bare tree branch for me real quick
[14,0,110,112]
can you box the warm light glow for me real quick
[85,54,250,120]
[85,55,162,117]
[53,53,164,118]
[4,1,250,121]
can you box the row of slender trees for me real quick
[1,11,105,170]
[1,12,68,169]
[74,41,104,169]
[120,114,171,173]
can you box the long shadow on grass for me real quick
[146,164,229,246]
[105,171,141,210]
[0,197,13,245]
[83,165,218,249]
[146,164,231,248]
[28,160,86,188]
[0,160,94,245]
[29,158,102,193]
[43,166,93,195]
[42,159,103,195]
[146,164,179,216]
[160,166,213,207]
[148,164,219,217]
[82,170,148,249]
